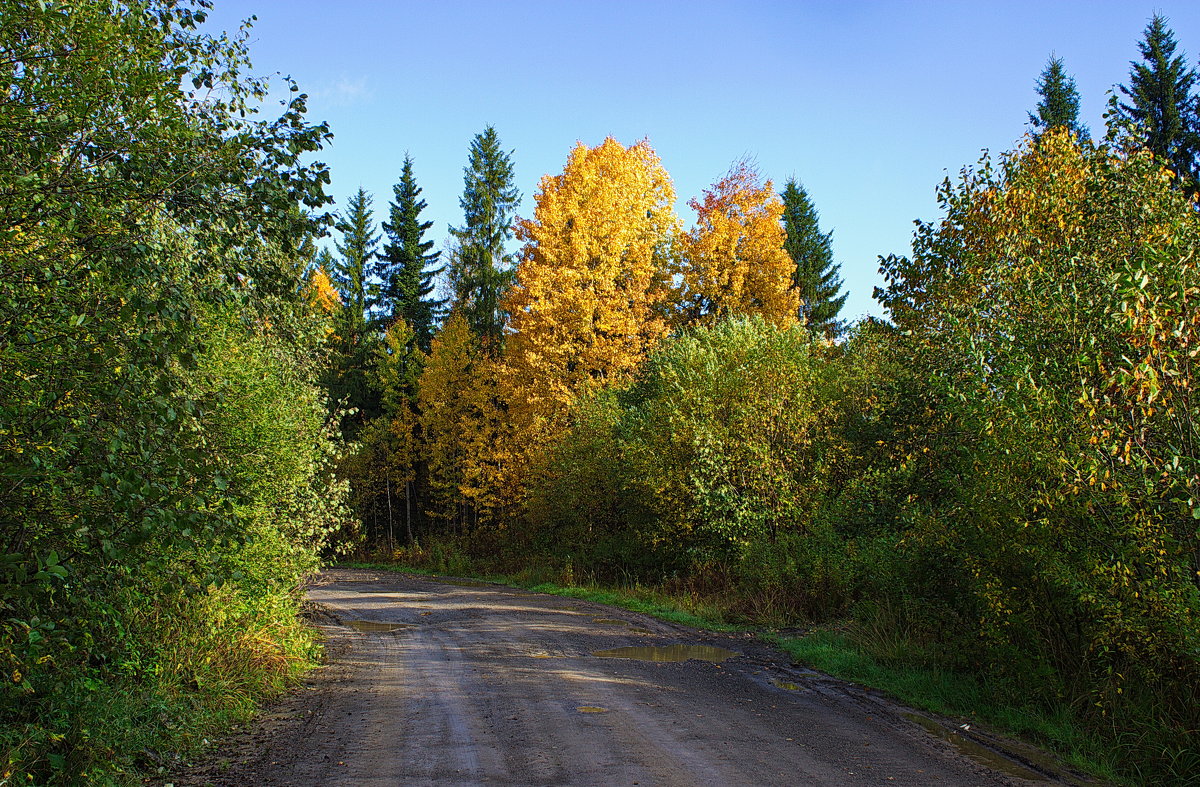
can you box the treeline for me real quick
[323,135,846,545]
[322,14,1200,783]
[1,3,350,783]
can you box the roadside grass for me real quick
[340,557,1119,785]
[3,586,320,785]
[121,588,320,783]
[769,630,1118,783]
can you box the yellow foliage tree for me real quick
[417,311,475,529]
[306,263,341,316]
[674,163,799,328]
[455,352,514,526]
[504,137,680,445]
[417,311,512,530]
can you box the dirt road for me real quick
[173,568,1078,786]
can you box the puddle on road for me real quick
[592,645,737,662]
[903,713,1046,781]
[771,679,805,691]
[345,620,411,633]
[576,706,609,713]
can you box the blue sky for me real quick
[207,1,1200,321]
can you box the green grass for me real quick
[769,630,1117,783]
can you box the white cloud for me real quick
[307,75,373,108]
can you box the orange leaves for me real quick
[674,162,798,329]
[419,139,813,526]
[417,312,477,523]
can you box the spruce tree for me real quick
[330,187,382,430]
[333,187,380,320]
[448,126,521,348]
[780,178,846,338]
[1029,55,1089,142]
[376,155,445,352]
[1118,14,1199,185]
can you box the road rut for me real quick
[172,568,1078,786]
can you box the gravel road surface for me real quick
[171,568,1084,786]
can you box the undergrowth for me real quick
[1,583,319,786]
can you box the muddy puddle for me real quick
[771,679,805,691]
[593,645,737,662]
[345,620,411,633]
[903,714,1046,781]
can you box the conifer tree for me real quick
[780,178,846,338]
[448,126,521,349]
[329,187,382,429]
[332,187,380,320]
[1118,14,1199,185]
[1029,55,1089,142]
[376,155,444,352]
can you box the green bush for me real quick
[878,130,1200,779]
[0,3,346,782]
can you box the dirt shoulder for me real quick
[164,568,1090,786]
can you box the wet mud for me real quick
[592,644,739,662]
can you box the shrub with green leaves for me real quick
[879,128,1200,777]
[0,2,346,782]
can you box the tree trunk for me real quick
[405,480,413,545]
[386,478,394,555]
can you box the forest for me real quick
[4,1,1200,784]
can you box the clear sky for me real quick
[205,0,1200,321]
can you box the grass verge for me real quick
[2,585,320,786]
[769,630,1117,783]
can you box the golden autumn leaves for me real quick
[419,137,801,526]
[675,162,799,328]
[508,138,677,418]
